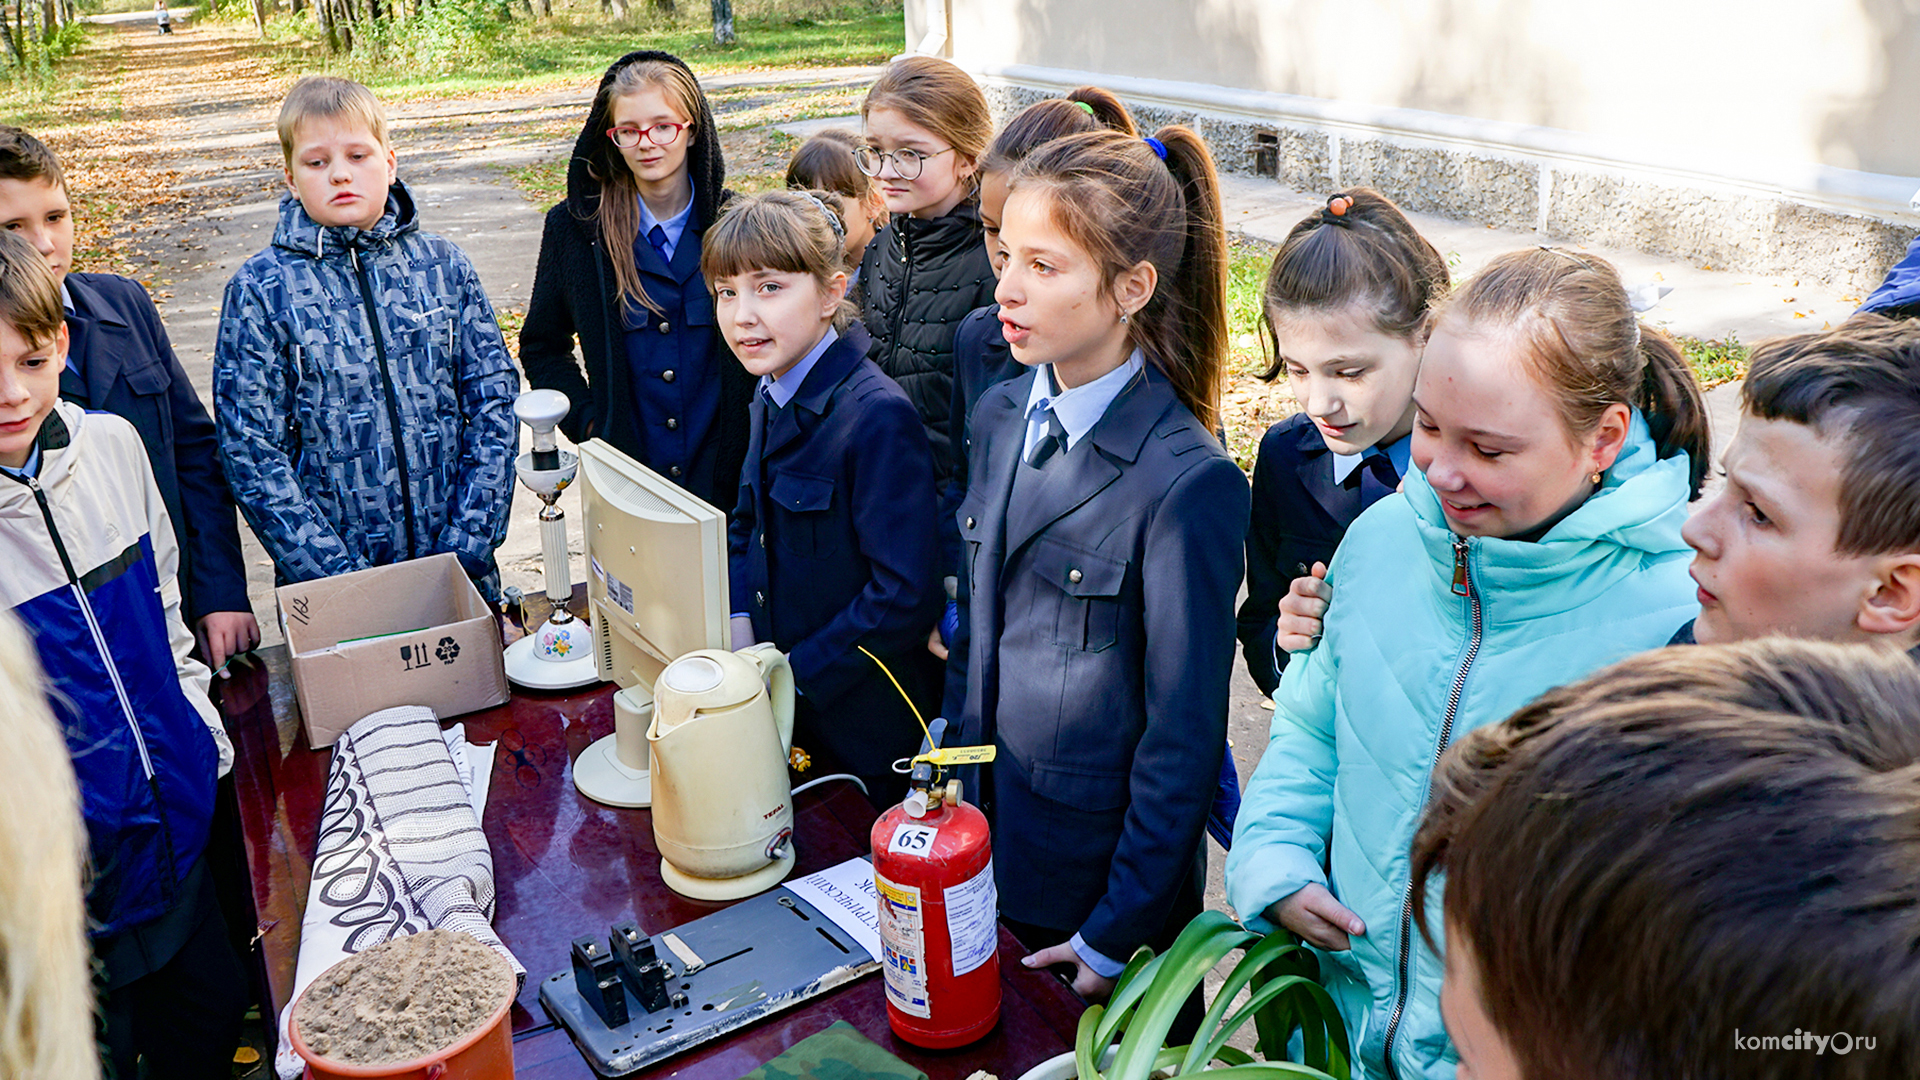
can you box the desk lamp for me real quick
[504,389,600,690]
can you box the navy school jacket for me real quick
[1235,413,1399,696]
[949,364,1251,958]
[62,273,250,625]
[728,334,943,766]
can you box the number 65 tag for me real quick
[887,823,938,857]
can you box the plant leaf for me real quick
[1108,912,1254,1080]
[1181,931,1319,1073]
[1076,1003,1107,1080]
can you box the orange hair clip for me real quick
[1327,194,1353,216]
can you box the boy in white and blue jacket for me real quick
[214,77,517,599]
[0,231,246,1080]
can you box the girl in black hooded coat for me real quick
[521,50,753,511]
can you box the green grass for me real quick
[1676,333,1749,389]
[1226,234,1273,376]
[286,0,902,97]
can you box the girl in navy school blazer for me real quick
[711,191,943,809]
[948,129,1249,994]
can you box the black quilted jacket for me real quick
[858,201,999,483]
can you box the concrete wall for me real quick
[946,0,1920,290]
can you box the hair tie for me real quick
[799,192,845,242]
[1328,194,1353,216]
[1143,136,1168,161]
[1074,100,1095,115]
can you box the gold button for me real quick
[658,321,670,333]
[662,369,676,382]
[1068,568,1083,584]
[665,417,678,430]
[965,516,975,529]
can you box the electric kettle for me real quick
[648,644,797,900]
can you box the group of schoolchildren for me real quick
[4,42,1919,1080]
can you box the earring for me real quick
[1590,469,1604,485]
[1119,311,1130,325]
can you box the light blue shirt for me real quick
[1021,349,1146,461]
[1330,432,1412,486]
[759,328,839,408]
[0,443,41,481]
[639,182,697,263]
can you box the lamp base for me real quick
[660,851,796,902]
[504,634,603,691]
[572,732,652,808]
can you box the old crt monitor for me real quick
[570,438,729,807]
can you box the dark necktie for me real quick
[1026,407,1067,468]
[648,224,670,262]
[1349,452,1399,507]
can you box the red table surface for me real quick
[217,628,1085,1079]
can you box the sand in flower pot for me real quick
[292,928,516,1079]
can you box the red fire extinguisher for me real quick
[870,720,1001,1048]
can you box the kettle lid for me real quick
[661,655,726,695]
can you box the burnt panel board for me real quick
[539,890,879,1076]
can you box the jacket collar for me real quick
[758,334,864,460]
[892,199,984,256]
[61,275,131,329]
[272,180,420,259]
[1404,410,1693,621]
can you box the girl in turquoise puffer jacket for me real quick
[1226,248,1711,1080]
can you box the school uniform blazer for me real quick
[950,365,1251,959]
[1236,414,1380,697]
[63,273,250,625]
[728,334,942,708]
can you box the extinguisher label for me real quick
[886,823,939,856]
[875,873,931,1017]
[945,858,998,978]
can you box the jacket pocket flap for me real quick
[770,470,834,513]
[1030,759,1131,812]
[125,361,171,395]
[1028,537,1125,597]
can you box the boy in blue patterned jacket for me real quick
[214,76,517,600]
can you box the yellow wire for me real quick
[857,644,933,749]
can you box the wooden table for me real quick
[217,629,1085,1079]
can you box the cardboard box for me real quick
[277,554,509,747]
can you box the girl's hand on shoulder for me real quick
[1275,562,1332,653]
[1270,882,1364,951]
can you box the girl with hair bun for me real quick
[949,126,1249,1006]
[1228,246,1709,1080]
[707,190,942,808]
[1237,188,1448,697]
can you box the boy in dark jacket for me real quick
[0,125,258,673]
[0,231,245,1080]
[214,77,517,600]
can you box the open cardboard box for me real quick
[276,554,509,748]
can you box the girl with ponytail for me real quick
[947,126,1249,1005]
[1228,246,1706,1080]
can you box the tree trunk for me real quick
[0,2,20,68]
[38,0,52,42]
[290,0,304,15]
[709,0,731,43]
[251,0,268,35]
[533,0,548,17]
[651,0,672,11]
[603,0,627,18]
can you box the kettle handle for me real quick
[741,644,795,754]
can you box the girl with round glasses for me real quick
[856,56,999,505]
[521,51,756,512]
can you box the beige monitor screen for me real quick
[577,440,729,691]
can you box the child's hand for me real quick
[730,615,756,652]
[1022,941,1116,1002]
[926,625,949,661]
[1270,883,1364,951]
[196,611,261,678]
[1275,562,1332,653]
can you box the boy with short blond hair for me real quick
[1676,314,1920,654]
[215,75,517,599]
[0,124,258,671]
[1411,638,1920,1080]
[0,230,246,1080]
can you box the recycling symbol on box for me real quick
[435,636,461,665]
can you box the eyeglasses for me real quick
[852,145,954,181]
[606,122,690,149]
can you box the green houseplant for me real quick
[1067,910,1351,1080]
